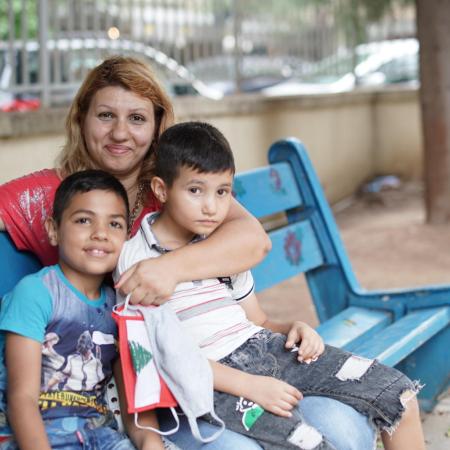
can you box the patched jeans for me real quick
[212,330,419,450]
[0,416,135,450]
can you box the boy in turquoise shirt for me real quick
[0,170,169,450]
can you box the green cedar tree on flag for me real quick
[129,340,153,374]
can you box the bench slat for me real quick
[253,221,323,292]
[352,307,450,367]
[317,306,391,350]
[234,162,302,219]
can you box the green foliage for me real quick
[211,0,331,22]
[359,0,394,21]
[334,0,413,46]
[240,0,329,20]
[209,0,413,45]
[212,0,412,21]
[0,0,38,41]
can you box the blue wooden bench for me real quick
[233,138,450,412]
[1,137,449,412]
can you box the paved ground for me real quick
[257,182,450,449]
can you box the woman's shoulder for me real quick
[1,168,61,190]
[143,189,161,214]
[9,168,60,184]
[129,190,161,236]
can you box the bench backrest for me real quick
[234,138,359,322]
[0,232,41,299]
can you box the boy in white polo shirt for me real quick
[115,122,425,450]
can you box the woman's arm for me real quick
[0,218,5,230]
[6,332,51,450]
[0,170,60,265]
[117,198,271,304]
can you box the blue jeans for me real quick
[159,396,375,450]
[208,330,415,449]
[0,416,135,450]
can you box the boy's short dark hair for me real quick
[154,121,235,186]
[53,170,129,226]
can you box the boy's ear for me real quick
[44,217,59,247]
[151,177,168,203]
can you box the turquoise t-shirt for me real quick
[0,265,118,431]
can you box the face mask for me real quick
[113,298,224,442]
[112,300,179,436]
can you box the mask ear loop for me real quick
[112,293,132,316]
[134,409,180,435]
[124,292,131,313]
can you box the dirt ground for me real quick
[257,181,450,449]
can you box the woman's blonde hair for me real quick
[57,55,174,186]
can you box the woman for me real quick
[0,56,375,449]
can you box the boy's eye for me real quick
[75,217,90,225]
[110,221,124,229]
[217,188,230,196]
[189,187,201,194]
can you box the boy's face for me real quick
[46,189,128,289]
[152,167,234,241]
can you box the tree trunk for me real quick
[417,0,450,223]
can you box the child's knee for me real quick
[400,389,418,407]
[399,390,420,420]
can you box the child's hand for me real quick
[246,375,302,417]
[285,321,325,363]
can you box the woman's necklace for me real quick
[129,182,146,229]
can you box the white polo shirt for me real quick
[114,212,262,361]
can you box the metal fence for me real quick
[0,0,417,108]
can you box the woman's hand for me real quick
[245,375,302,418]
[285,321,325,363]
[115,255,178,305]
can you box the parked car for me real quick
[262,38,419,96]
[185,54,301,96]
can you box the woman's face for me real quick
[83,86,156,181]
